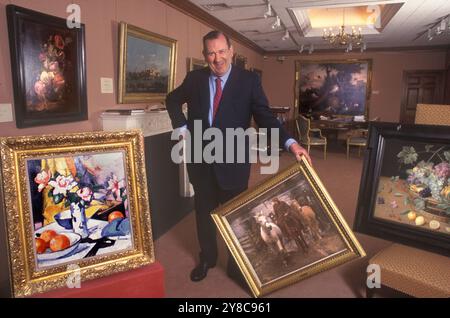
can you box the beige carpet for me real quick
[154,146,394,297]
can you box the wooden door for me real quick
[400,70,444,124]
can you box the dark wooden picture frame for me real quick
[354,122,450,256]
[6,5,88,128]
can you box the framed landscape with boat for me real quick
[354,122,450,256]
[0,131,154,297]
[118,22,177,103]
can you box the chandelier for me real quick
[323,25,363,45]
[322,9,364,51]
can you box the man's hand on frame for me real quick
[289,142,312,166]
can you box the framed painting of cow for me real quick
[211,158,365,297]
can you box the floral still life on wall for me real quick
[374,141,450,235]
[28,152,132,269]
[29,34,70,112]
[6,5,87,128]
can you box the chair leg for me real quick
[347,143,350,159]
[323,144,327,160]
[307,144,310,155]
[358,146,361,157]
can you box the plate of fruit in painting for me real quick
[35,230,81,261]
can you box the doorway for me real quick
[400,70,444,124]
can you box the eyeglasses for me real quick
[204,48,229,58]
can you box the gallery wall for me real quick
[261,50,447,123]
[0,0,263,136]
[0,0,447,137]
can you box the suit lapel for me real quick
[199,68,211,126]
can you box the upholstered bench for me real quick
[367,243,450,298]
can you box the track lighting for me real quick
[426,15,450,41]
[308,44,314,54]
[282,29,289,41]
[298,44,304,53]
[263,2,272,19]
[271,16,280,29]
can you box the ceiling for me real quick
[187,0,450,53]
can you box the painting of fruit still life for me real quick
[0,131,154,297]
[28,151,132,269]
[354,122,450,256]
[6,5,87,128]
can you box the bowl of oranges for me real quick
[35,230,81,261]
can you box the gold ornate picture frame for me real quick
[212,158,365,297]
[118,21,177,103]
[233,54,248,69]
[0,130,154,297]
[188,57,207,72]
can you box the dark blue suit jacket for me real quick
[166,66,291,190]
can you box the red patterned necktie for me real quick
[212,77,222,121]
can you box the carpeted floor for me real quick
[154,144,395,297]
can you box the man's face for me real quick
[203,34,234,77]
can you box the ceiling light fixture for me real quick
[360,42,367,52]
[276,56,286,63]
[282,29,289,41]
[427,16,450,40]
[322,8,363,49]
[263,2,272,18]
[308,44,314,54]
[272,15,281,29]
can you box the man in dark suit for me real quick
[166,30,310,282]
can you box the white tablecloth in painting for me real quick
[35,218,132,269]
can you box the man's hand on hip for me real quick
[289,142,312,165]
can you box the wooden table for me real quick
[270,106,290,131]
[310,119,368,130]
[310,119,368,143]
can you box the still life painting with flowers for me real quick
[7,5,87,128]
[354,123,450,256]
[28,152,133,269]
[373,139,450,236]
[0,131,153,297]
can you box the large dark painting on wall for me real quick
[354,122,450,256]
[294,60,372,119]
[6,5,87,128]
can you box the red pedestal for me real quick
[33,261,165,298]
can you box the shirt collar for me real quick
[210,64,232,82]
